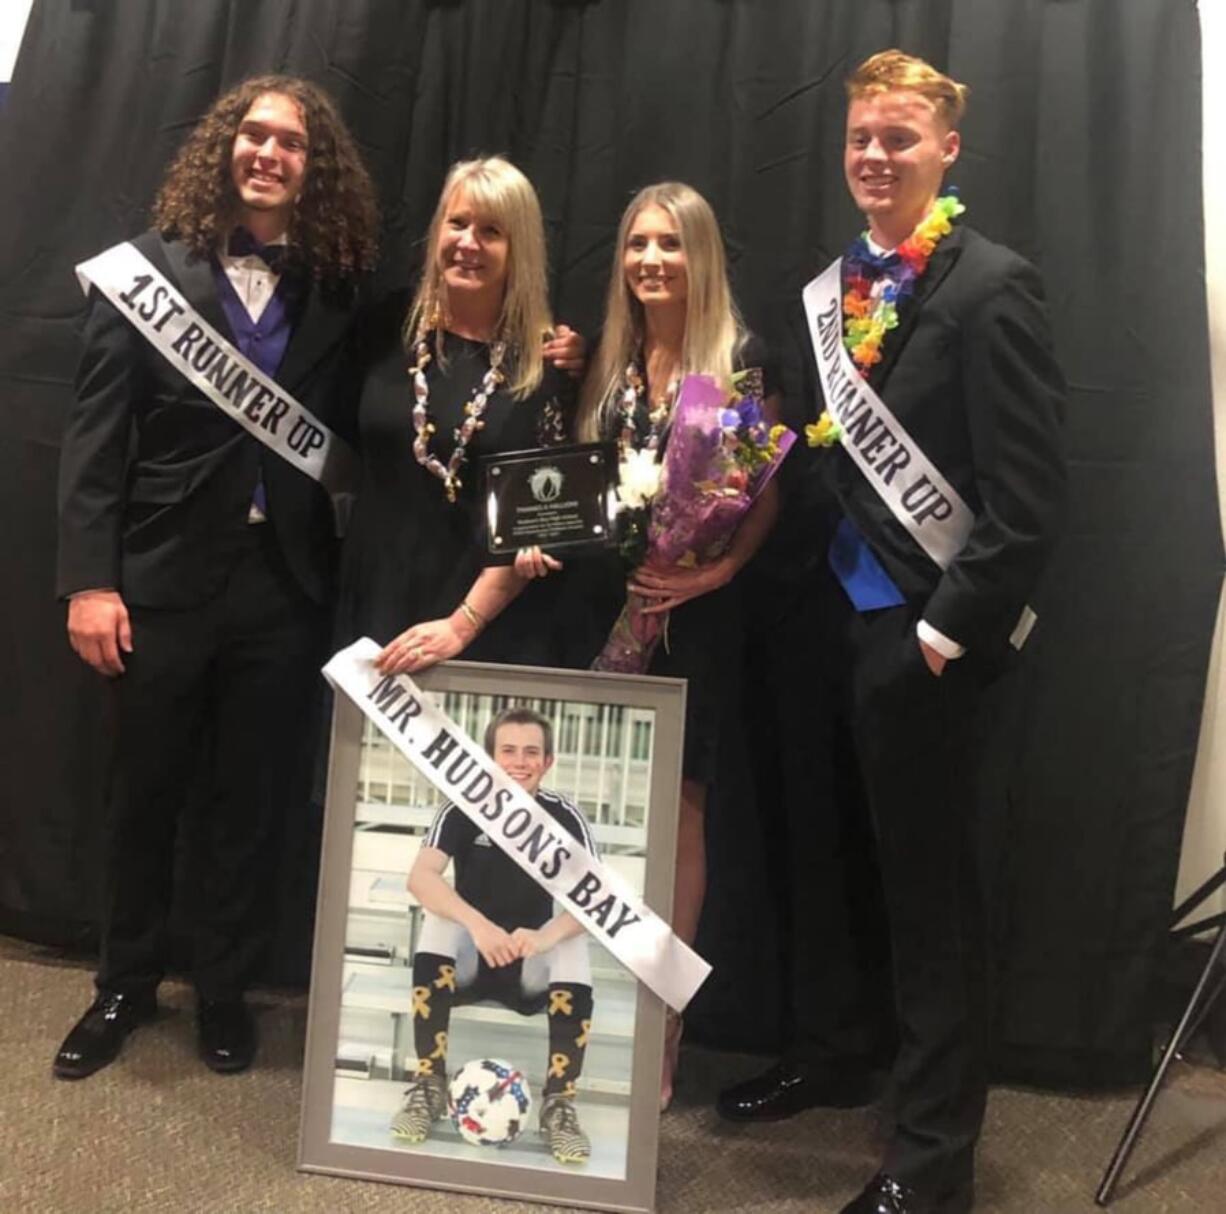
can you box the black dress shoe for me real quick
[716,1059,882,1121]
[197,998,256,1073]
[840,1172,973,1214]
[53,990,157,1080]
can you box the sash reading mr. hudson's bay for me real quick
[324,639,712,1013]
[75,242,358,529]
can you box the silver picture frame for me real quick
[298,659,686,1213]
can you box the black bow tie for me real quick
[227,227,288,271]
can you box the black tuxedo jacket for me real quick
[783,225,1067,655]
[57,230,361,608]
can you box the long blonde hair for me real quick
[405,156,551,399]
[578,182,744,440]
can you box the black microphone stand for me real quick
[1095,855,1226,1205]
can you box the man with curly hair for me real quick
[53,76,379,1080]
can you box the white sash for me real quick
[76,241,358,529]
[324,639,712,1013]
[802,258,973,570]
[803,258,1036,650]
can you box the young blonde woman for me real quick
[523,182,782,1107]
[336,156,582,670]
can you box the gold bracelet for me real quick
[459,600,487,633]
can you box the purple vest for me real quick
[211,260,296,376]
[211,261,301,516]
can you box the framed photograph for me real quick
[298,659,687,1214]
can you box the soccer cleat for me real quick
[390,1072,447,1143]
[539,1094,591,1164]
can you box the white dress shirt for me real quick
[216,232,286,324]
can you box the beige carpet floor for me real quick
[2,936,1223,1214]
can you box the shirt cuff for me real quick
[917,619,965,660]
[68,587,117,598]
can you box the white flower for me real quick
[614,447,663,512]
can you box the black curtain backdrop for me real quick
[0,0,1220,1088]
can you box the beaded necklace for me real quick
[409,332,506,503]
[618,359,678,455]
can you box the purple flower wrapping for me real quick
[593,374,795,674]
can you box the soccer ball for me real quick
[447,1058,533,1147]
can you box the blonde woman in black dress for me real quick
[522,181,781,1107]
[337,156,581,669]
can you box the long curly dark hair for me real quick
[151,75,379,284]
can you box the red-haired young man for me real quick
[725,51,1066,1214]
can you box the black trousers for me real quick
[742,569,895,1066]
[820,577,991,1194]
[97,526,330,1003]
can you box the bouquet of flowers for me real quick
[593,371,794,673]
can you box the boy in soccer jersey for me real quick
[390,707,597,1165]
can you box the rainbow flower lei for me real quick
[842,191,966,377]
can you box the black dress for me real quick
[337,295,572,665]
[571,335,780,782]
